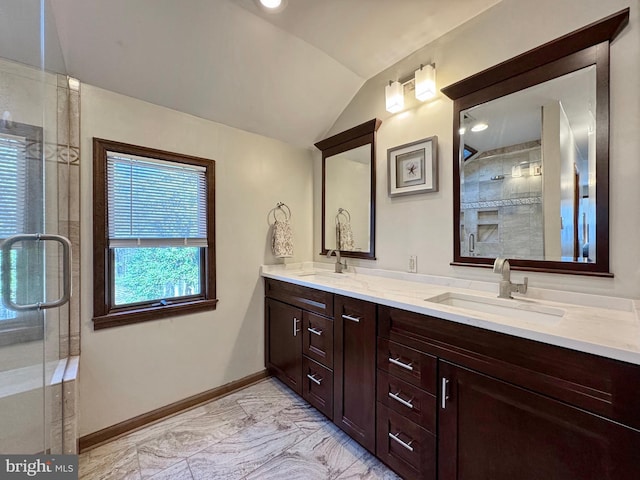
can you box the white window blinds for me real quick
[107,152,208,248]
[0,133,27,239]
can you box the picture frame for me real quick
[388,136,438,197]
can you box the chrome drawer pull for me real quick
[388,432,414,452]
[342,314,361,323]
[441,377,450,409]
[389,357,414,371]
[307,373,322,385]
[292,317,301,337]
[307,327,323,336]
[389,391,414,409]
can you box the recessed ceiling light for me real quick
[260,0,282,8]
[256,0,287,13]
[471,122,488,132]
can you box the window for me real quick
[93,138,216,329]
[0,123,44,345]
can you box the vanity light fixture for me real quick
[385,62,437,113]
[414,64,436,101]
[385,80,404,113]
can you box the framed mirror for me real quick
[315,119,381,259]
[442,9,629,276]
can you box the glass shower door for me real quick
[0,0,70,455]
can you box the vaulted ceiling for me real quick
[29,0,500,147]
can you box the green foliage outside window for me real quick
[113,247,201,306]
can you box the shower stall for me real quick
[0,0,79,454]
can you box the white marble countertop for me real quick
[261,262,640,366]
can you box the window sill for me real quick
[92,298,219,330]
[0,324,44,347]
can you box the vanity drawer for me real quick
[265,278,334,318]
[378,338,437,395]
[302,356,333,419]
[377,370,436,434]
[377,403,436,480]
[303,311,333,369]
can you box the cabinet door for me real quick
[334,295,377,453]
[439,361,640,480]
[266,298,302,394]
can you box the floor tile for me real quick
[335,453,403,480]
[147,460,193,480]
[232,378,305,421]
[137,400,252,478]
[246,422,367,479]
[79,378,399,480]
[188,414,306,480]
[278,401,333,434]
[79,438,140,480]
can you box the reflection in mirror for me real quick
[459,66,596,263]
[324,144,371,252]
[442,8,629,275]
[315,118,381,260]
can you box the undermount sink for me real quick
[425,292,565,324]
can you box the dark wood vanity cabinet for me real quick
[333,295,377,453]
[266,281,377,451]
[378,305,640,480]
[265,279,334,413]
[266,278,640,479]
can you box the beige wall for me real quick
[316,0,640,298]
[79,85,313,436]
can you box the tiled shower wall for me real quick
[56,74,80,358]
[52,74,81,454]
[460,142,544,260]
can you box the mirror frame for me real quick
[315,118,382,260]
[442,9,629,276]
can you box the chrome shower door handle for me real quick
[1,233,72,311]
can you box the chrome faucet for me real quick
[327,249,346,273]
[493,257,528,299]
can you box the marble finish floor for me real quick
[79,377,401,479]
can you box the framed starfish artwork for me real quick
[388,136,438,196]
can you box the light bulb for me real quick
[415,64,436,101]
[385,81,404,113]
[260,0,282,8]
[471,122,488,132]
